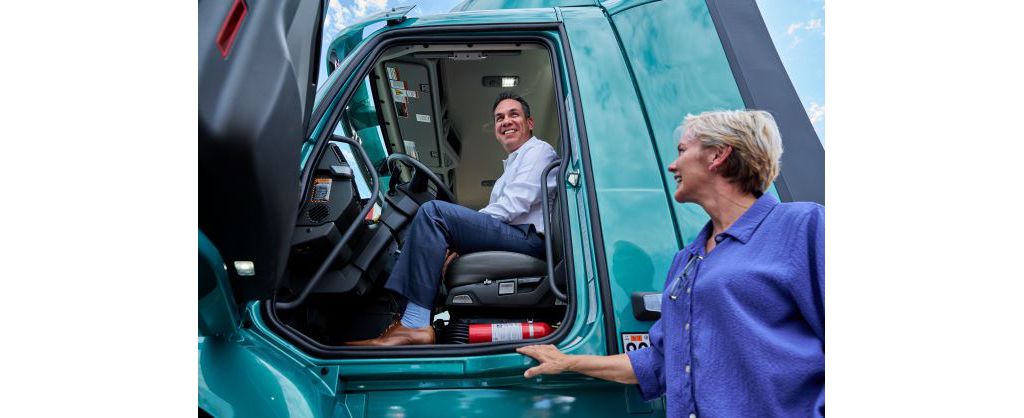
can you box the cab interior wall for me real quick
[272,34,576,355]
[439,46,559,209]
[372,43,560,209]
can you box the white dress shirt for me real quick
[479,137,558,234]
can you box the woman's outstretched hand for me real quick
[517,345,573,378]
[518,345,639,384]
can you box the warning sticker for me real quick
[403,140,418,159]
[622,333,651,352]
[386,66,398,80]
[389,80,406,90]
[311,178,332,202]
[415,114,431,123]
[392,88,406,103]
[491,323,523,342]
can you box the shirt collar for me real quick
[504,136,538,163]
[720,193,779,244]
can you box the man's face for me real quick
[667,130,714,203]
[493,98,535,153]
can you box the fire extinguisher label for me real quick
[491,323,523,342]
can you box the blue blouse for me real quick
[627,194,825,418]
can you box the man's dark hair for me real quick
[492,92,531,119]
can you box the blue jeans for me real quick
[385,200,545,309]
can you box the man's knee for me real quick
[417,200,439,217]
[417,200,455,217]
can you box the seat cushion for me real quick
[444,251,547,289]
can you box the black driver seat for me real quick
[441,171,565,310]
[444,252,547,289]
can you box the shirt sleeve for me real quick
[790,205,825,342]
[627,318,667,400]
[803,206,825,417]
[479,144,556,222]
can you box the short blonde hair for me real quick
[679,109,783,195]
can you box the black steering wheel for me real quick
[385,153,456,203]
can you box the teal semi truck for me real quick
[198,1,824,416]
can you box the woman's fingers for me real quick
[517,345,554,360]
[524,365,544,378]
[518,345,564,378]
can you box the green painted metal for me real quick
[405,7,560,28]
[452,0,596,12]
[324,6,416,76]
[603,0,746,246]
[199,332,342,417]
[560,6,681,351]
[354,383,662,418]
[600,0,661,16]
[558,64,612,357]
[198,230,238,337]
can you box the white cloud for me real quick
[786,18,823,35]
[784,17,824,49]
[786,22,803,35]
[328,0,389,30]
[806,101,825,124]
[788,36,802,49]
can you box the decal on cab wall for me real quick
[622,333,650,351]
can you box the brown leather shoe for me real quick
[345,319,436,346]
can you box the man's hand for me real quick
[517,345,574,378]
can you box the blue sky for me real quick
[319,0,825,144]
[755,0,825,144]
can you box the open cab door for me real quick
[198,0,326,331]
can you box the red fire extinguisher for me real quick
[468,322,553,343]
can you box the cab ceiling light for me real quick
[482,76,519,88]
[234,261,255,276]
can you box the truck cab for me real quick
[198,1,823,416]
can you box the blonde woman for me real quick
[519,110,825,418]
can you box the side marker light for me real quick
[216,0,247,58]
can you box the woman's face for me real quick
[667,130,713,203]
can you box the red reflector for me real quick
[216,0,247,58]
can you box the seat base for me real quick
[444,274,557,309]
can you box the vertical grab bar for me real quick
[541,159,567,302]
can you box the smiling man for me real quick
[347,92,558,346]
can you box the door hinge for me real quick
[566,170,581,188]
